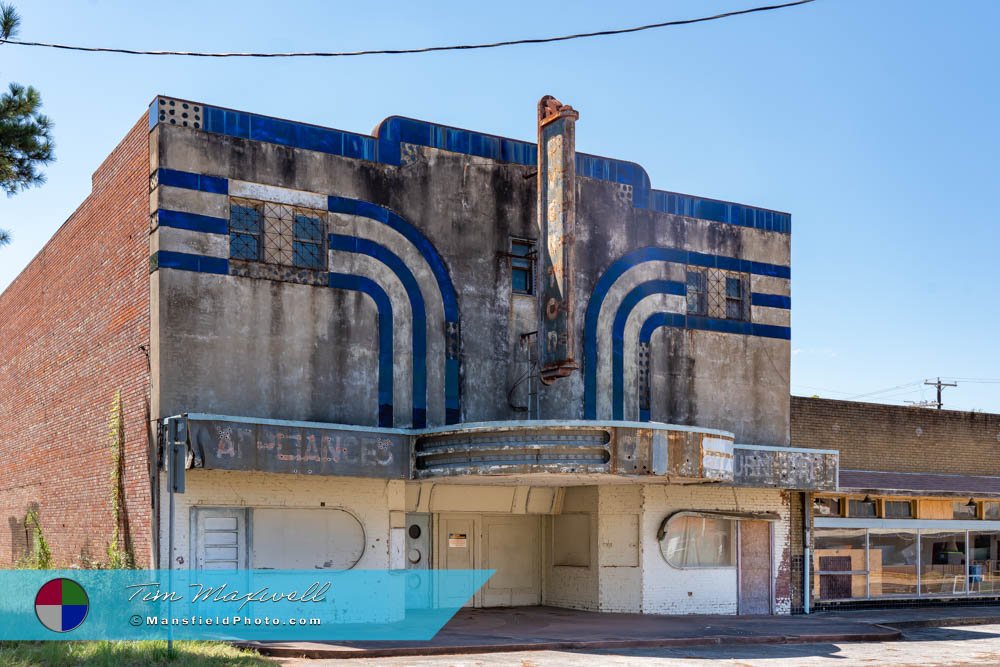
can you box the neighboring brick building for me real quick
[0,94,837,616]
[792,397,1000,609]
[0,118,152,568]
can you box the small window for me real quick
[984,502,1000,520]
[229,202,263,261]
[686,271,707,315]
[660,516,734,568]
[812,497,842,517]
[884,500,914,519]
[848,499,877,518]
[953,501,978,520]
[510,239,535,295]
[725,276,748,321]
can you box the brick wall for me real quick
[792,396,1000,476]
[0,117,151,568]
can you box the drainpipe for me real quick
[803,492,811,614]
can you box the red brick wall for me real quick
[0,117,151,568]
[791,396,1000,476]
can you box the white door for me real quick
[436,514,480,607]
[481,514,541,607]
[191,508,248,569]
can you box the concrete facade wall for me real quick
[149,103,791,447]
[791,396,1000,476]
[0,118,152,568]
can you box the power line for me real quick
[845,380,924,401]
[0,1,817,58]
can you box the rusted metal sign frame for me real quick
[537,95,580,384]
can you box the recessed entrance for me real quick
[435,513,541,607]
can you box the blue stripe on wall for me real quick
[156,209,228,235]
[329,195,462,424]
[157,168,229,194]
[751,293,791,309]
[329,272,395,428]
[153,100,790,235]
[583,246,791,418]
[610,280,685,420]
[150,250,228,275]
[330,233,428,429]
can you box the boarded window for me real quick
[552,513,590,567]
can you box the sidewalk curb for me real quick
[238,626,902,660]
[881,616,1000,629]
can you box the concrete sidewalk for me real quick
[241,606,907,660]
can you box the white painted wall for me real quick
[640,485,791,615]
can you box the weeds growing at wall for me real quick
[17,507,51,569]
[107,389,135,569]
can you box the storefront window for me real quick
[660,516,734,568]
[920,531,967,595]
[884,500,914,519]
[970,532,1000,594]
[813,529,866,600]
[952,502,978,520]
[868,530,918,596]
[984,503,1000,521]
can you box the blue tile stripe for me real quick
[150,250,228,275]
[151,100,789,234]
[150,170,462,424]
[330,233,428,429]
[157,167,229,194]
[329,195,462,424]
[149,250,395,428]
[583,246,791,419]
[610,280,686,420]
[328,272,395,428]
[751,292,791,309]
[636,311,790,422]
[155,209,229,235]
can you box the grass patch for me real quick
[0,641,271,666]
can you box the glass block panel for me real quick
[294,214,324,242]
[230,233,259,261]
[230,204,262,234]
[293,241,324,269]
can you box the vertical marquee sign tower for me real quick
[537,95,580,384]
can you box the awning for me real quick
[839,469,1000,497]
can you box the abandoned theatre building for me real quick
[0,95,838,615]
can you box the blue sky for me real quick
[1,0,997,410]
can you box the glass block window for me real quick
[229,197,327,270]
[229,202,263,261]
[686,270,707,315]
[510,238,535,295]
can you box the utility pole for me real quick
[924,377,957,410]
